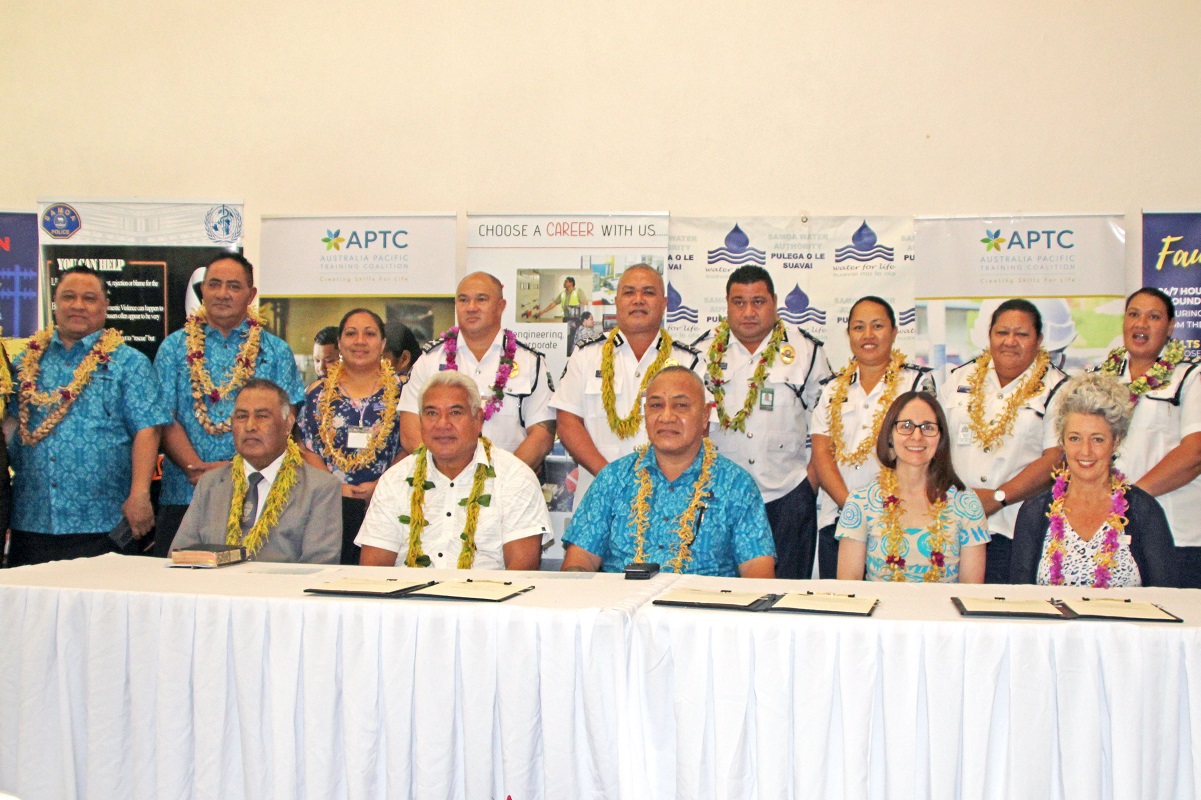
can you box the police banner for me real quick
[0,211,41,338]
[1142,212,1201,359]
[667,216,916,370]
[915,214,1125,379]
[37,199,244,358]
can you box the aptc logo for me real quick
[322,230,347,251]
[41,203,81,240]
[777,285,826,325]
[205,205,243,244]
[835,221,893,262]
[980,227,1074,251]
[708,224,766,266]
[666,282,698,324]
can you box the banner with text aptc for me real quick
[1142,212,1201,359]
[667,216,915,370]
[914,214,1125,380]
[259,214,457,297]
[0,212,41,338]
[37,199,244,359]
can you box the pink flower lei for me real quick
[1045,465,1130,588]
[441,326,518,421]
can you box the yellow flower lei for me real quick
[876,467,950,583]
[400,437,495,569]
[705,319,787,432]
[0,335,13,403]
[17,326,124,445]
[185,307,263,435]
[225,438,303,555]
[316,360,400,475]
[630,438,717,572]
[965,349,1051,452]
[825,349,906,466]
[601,327,674,439]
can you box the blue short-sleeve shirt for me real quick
[564,443,775,576]
[154,318,304,504]
[7,329,171,534]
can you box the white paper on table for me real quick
[954,597,1067,617]
[308,577,433,595]
[408,580,535,602]
[655,588,769,609]
[1060,597,1180,622]
[772,592,878,615]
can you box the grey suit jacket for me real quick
[171,460,342,564]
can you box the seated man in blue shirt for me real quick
[561,366,776,577]
[6,266,171,566]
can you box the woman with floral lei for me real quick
[1093,287,1201,587]
[811,296,935,579]
[299,309,403,565]
[938,299,1069,583]
[1011,373,1178,587]
[836,392,990,583]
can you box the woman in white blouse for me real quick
[810,296,935,578]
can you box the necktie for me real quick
[241,472,264,538]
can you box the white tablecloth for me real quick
[0,555,661,800]
[627,577,1201,800]
[3,558,1201,800]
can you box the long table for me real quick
[1,557,1199,800]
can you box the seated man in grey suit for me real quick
[171,378,341,563]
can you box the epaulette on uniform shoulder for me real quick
[575,334,605,350]
[514,338,546,358]
[792,326,824,348]
[420,335,447,355]
[671,339,700,356]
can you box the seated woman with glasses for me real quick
[836,391,990,583]
[1010,373,1178,588]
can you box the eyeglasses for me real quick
[894,419,940,437]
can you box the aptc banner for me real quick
[467,212,670,382]
[37,199,244,358]
[258,214,457,297]
[914,214,1125,379]
[667,216,915,370]
[0,212,41,338]
[1142,212,1201,359]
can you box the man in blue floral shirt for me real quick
[152,253,304,555]
[6,267,171,566]
[561,367,776,577]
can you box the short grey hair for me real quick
[419,370,483,416]
[1054,372,1133,443]
[240,378,292,420]
[647,365,705,396]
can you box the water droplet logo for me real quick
[777,285,826,325]
[834,221,894,262]
[707,223,767,265]
[898,307,917,327]
[666,282,699,324]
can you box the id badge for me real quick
[759,388,775,411]
[346,426,372,449]
[957,423,972,446]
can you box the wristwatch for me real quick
[993,489,1008,507]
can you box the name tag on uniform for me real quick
[346,426,372,450]
[759,387,775,410]
[595,370,602,378]
[957,423,972,445]
[1119,534,1132,546]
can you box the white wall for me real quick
[5,0,1200,284]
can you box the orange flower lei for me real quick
[316,360,400,475]
[17,327,124,445]
[965,350,1050,452]
[876,467,950,583]
[185,308,263,435]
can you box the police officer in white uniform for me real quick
[400,271,556,472]
[810,296,935,579]
[939,298,1068,583]
[692,266,831,579]
[551,264,701,501]
[1095,287,1201,588]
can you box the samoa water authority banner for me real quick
[667,216,915,370]
[1142,212,1201,359]
[914,214,1125,378]
[37,199,244,358]
[259,214,457,297]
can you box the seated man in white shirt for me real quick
[356,370,550,569]
[171,378,342,563]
